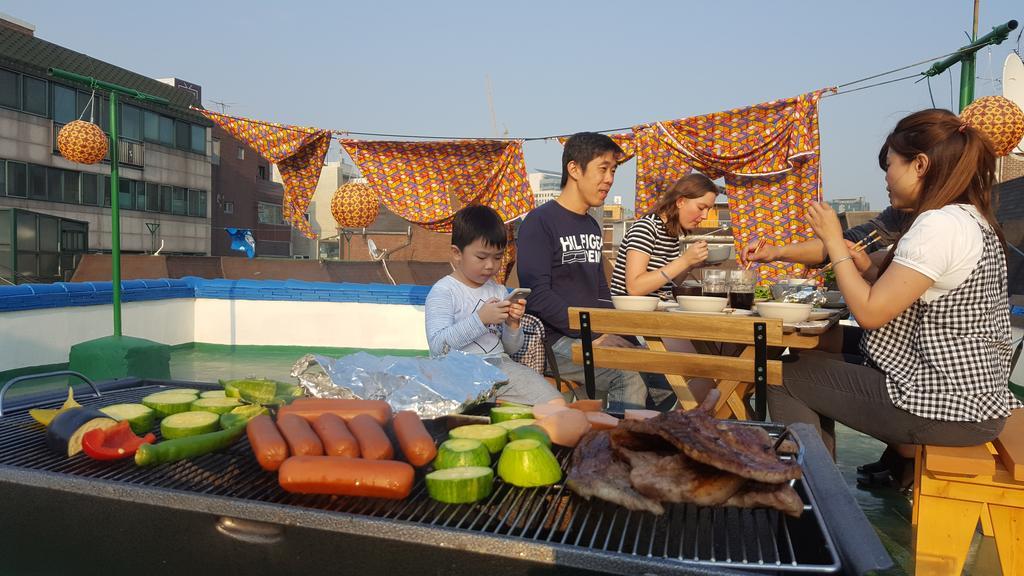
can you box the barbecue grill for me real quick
[0,378,892,575]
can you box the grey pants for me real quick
[486,354,564,405]
[768,350,1006,455]
[550,336,648,409]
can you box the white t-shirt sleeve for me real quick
[890,206,985,300]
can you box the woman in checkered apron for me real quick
[768,109,1023,485]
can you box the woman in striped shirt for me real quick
[611,174,719,300]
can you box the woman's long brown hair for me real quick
[650,174,720,237]
[878,108,1003,272]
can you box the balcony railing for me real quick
[52,122,145,168]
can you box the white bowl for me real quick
[705,244,734,264]
[675,295,728,313]
[755,302,812,323]
[611,295,660,311]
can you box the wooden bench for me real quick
[912,409,1024,575]
[567,307,786,419]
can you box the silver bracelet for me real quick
[660,270,673,283]
[831,255,854,268]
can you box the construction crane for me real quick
[484,75,508,138]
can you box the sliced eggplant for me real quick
[47,407,117,457]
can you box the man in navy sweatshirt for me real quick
[516,132,647,409]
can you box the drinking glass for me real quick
[702,269,728,299]
[728,270,756,309]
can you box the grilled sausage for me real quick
[348,413,393,460]
[246,414,289,471]
[278,456,414,499]
[277,399,392,426]
[311,413,360,458]
[277,413,324,457]
[392,411,436,467]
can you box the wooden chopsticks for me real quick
[819,230,881,274]
[745,237,768,270]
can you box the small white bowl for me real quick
[675,295,728,313]
[755,302,812,323]
[611,295,660,311]
[705,244,734,264]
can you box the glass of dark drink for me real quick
[727,270,756,309]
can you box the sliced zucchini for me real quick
[229,379,278,404]
[99,403,156,435]
[219,404,268,430]
[190,397,242,415]
[449,424,507,454]
[425,466,494,504]
[495,418,536,431]
[199,390,227,399]
[220,379,240,398]
[160,411,221,439]
[496,439,562,487]
[433,438,491,470]
[508,424,552,448]
[142,391,199,418]
[489,405,535,424]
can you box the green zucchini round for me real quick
[496,439,562,487]
[507,424,552,448]
[489,405,535,424]
[99,403,156,435]
[190,397,242,415]
[425,467,494,504]
[433,438,491,470]
[449,424,507,454]
[161,411,221,439]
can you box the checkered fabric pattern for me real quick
[509,313,546,373]
[199,109,330,238]
[861,208,1023,421]
[339,139,534,232]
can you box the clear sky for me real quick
[7,0,1022,211]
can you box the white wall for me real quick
[0,299,194,371]
[0,299,427,372]
[191,299,427,349]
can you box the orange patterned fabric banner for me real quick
[340,139,534,232]
[199,109,330,238]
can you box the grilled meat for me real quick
[618,448,745,506]
[566,431,664,515]
[623,410,801,484]
[725,481,805,518]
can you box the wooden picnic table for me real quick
[569,306,843,420]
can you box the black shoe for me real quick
[856,456,914,490]
[856,446,901,476]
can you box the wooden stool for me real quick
[912,409,1024,575]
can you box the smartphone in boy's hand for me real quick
[506,288,532,302]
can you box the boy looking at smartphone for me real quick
[424,204,563,405]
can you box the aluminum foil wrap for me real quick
[290,351,509,419]
[780,285,827,306]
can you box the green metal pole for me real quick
[46,68,169,338]
[109,91,121,336]
[922,20,1018,111]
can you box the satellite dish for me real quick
[1004,53,1024,155]
[367,238,383,260]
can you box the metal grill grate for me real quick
[0,384,841,574]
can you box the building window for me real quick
[198,190,207,217]
[81,173,98,205]
[0,68,19,108]
[52,84,77,125]
[172,187,187,215]
[175,121,190,151]
[47,168,62,201]
[143,110,159,141]
[146,183,159,211]
[237,147,245,161]
[258,165,267,180]
[133,180,146,210]
[187,189,201,216]
[103,176,111,207]
[159,185,172,212]
[0,159,5,196]
[62,171,79,204]
[119,178,133,210]
[121,104,142,141]
[28,164,47,200]
[190,125,205,154]
[7,162,26,197]
[158,116,174,146]
[211,138,221,165]
[223,201,234,214]
[22,76,47,116]
[257,202,285,225]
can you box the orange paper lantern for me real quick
[56,120,109,165]
[331,182,380,228]
[961,95,1024,157]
